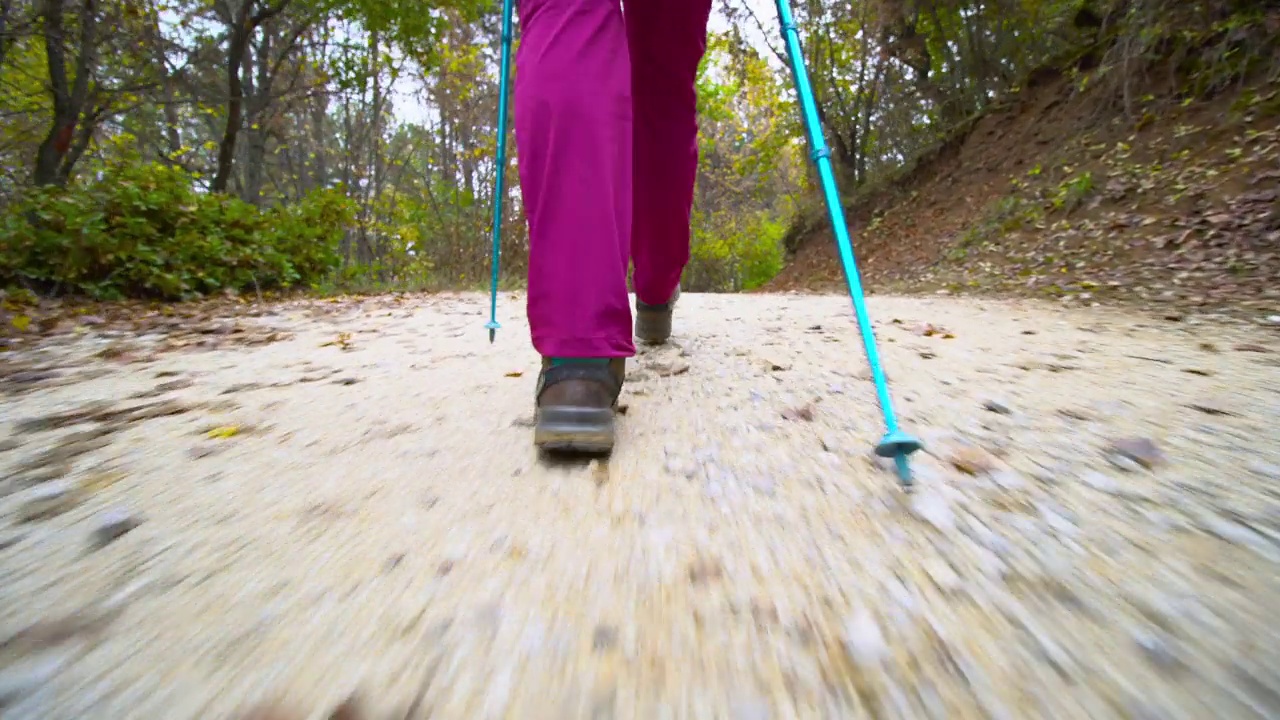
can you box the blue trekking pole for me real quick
[774,0,923,488]
[485,0,515,343]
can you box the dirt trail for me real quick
[1,292,1279,719]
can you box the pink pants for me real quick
[515,0,713,359]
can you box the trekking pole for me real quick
[773,0,923,488]
[486,0,515,343]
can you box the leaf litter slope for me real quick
[771,69,1280,322]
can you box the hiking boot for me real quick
[635,285,680,344]
[534,357,625,453]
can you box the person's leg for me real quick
[516,0,633,452]
[516,0,634,361]
[625,0,713,336]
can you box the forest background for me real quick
[0,0,1274,309]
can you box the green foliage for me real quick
[1,162,350,300]
[684,34,800,292]
[330,0,484,69]
[686,209,787,292]
[1051,171,1094,211]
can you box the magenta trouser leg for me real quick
[627,0,712,308]
[515,0,712,359]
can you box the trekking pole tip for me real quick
[485,320,500,344]
[875,430,924,490]
[894,453,913,489]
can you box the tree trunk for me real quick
[212,0,289,194]
[211,0,253,193]
[57,103,102,183]
[369,30,383,269]
[339,94,354,265]
[0,0,16,68]
[33,0,98,186]
[241,24,269,204]
[309,94,328,192]
[145,3,182,157]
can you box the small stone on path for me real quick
[17,482,82,522]
[1107,437,1165,470]
[90,509,143,549]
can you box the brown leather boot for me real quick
[534,358,625,453]
[635,284,679,345]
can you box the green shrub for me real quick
[685,209,786,292]
[1,161,351,300]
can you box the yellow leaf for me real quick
[10,315,31,331]
[504,371,523,377]
[206,425,241,439]
[319,332,353,350]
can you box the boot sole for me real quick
[534,406,615,453]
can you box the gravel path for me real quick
[1,292,1279,720]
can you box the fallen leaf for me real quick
[205,425,241,439]
[187,445,222,459]
[914,323,951,337]
[0,607,122,655]
[1186,401,1237,417]
[688,556,724,585]
[782,404,816,421]
[78,470,127,493]
[505,371,523,378]
[320,332,355,350]
[10,314,31,332]
[763,357,791,371]
[124,399,193,422]
[29,431,114,465]
[1126,355,1172,365]
[95,343,136,360]
[653,361,690,377]
[948,446,999,475]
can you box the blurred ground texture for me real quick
[1,292,1279,719]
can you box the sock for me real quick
[549,357,609,367]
